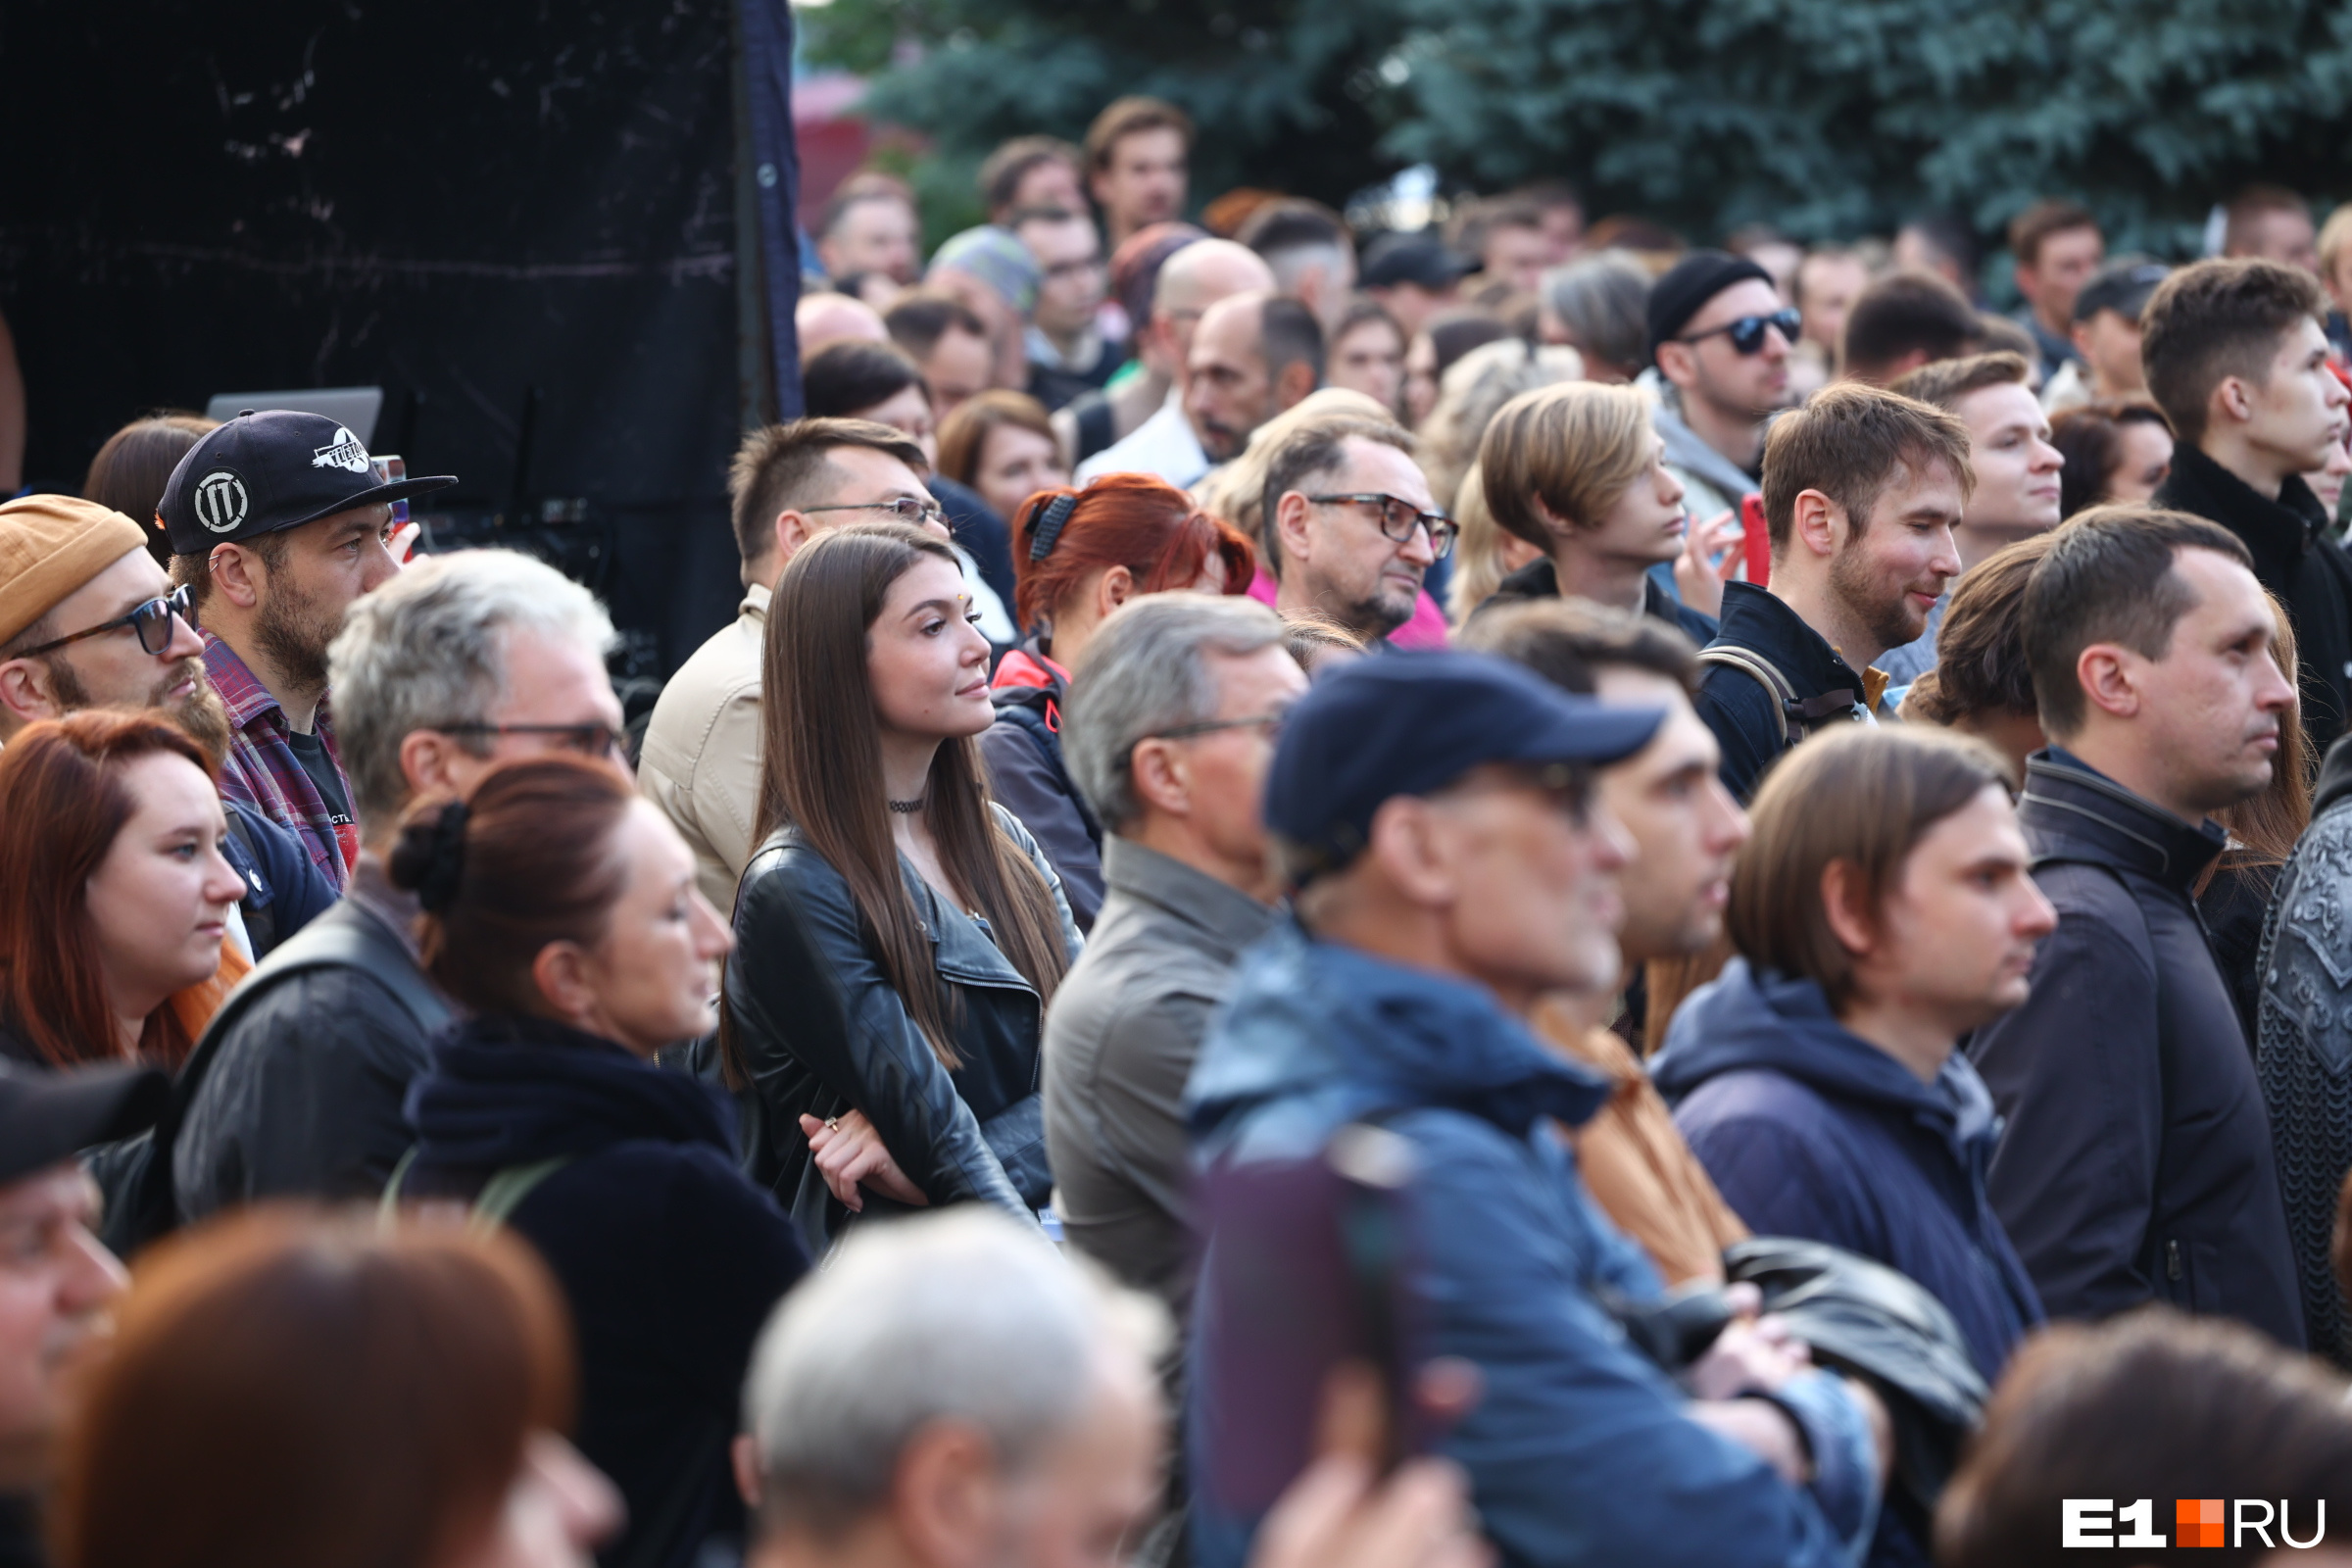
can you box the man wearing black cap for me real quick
[1186,652,1885,1568]
[1646,250,1797,526]
[1360,232,1473,342]
[2041,259,2168,414]
[160,411,456,892]
[0,1061,163,1567]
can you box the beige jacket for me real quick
[640,583,767,913]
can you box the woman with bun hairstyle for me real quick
[725,522,1080,1246]
[386,755,808,1568]
[982,474,1253,927]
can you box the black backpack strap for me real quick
[1697,646,1861,751]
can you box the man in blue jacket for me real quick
[1187,652,1886,1568]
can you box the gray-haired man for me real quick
[1044,594,1304,1317]
[172,549,623,1222]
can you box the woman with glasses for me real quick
[724,522,1080,1250]
[0,710,248,1069]
[983,475,1254,929]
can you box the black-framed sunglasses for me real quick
[1678,307,1801,357]
[435,722,626,760]
[1305,493,1458,559]
[802,497,948,527]
[13,586,197,660]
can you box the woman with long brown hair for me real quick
[726,522,1080,1246]
[984,473,1253,927]
[0,710,246,1068]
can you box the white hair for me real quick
[742,1209,1166,1537]
[326,549,615,830]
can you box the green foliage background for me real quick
[803,0,2352,270]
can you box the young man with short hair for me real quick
[2007,199,2105,382]
[1968,506,2304,1347]
[1838,270,1983,387]
[1084,97,1190,250]
[1877,352,2065,684]
[641,418,938,908]
[2040,259,2168,414]
[2223,185,2320,274]
[162,410,456,890]
[1182,291,1322,466]
[1236,199,1356,337]
[1459,196,1553,296]
[1695,384,1971,801]
[2146,258,2352,749]
[1260,418,1447,646]
[978,135,1084,228]
[1792,248,1870,377]
[881,291,995,422]
[1645,251,1797,523]
[1359,232,1472,340]
[1188,652,1886,1568]
[814,177,920,287]
[1011,207,1117,410]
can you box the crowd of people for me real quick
[11,90,2352,1568]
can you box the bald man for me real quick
[1076,238,1275,486]
[796,292,890,361]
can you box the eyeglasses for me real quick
[1149,712,1288,744]
[1678,308,1801,357]
[13,586,197,660]
[435,722,626,760]
[1305,494,1458,559]
[803,497,948,527]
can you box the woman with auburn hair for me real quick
[0,710,246,1068]
[983,473,1254,927]
[80,413,217,566]
[935,388,1070,524]
[384,755,807,1568]
[726,522,1080,1245]
[54,1210,619,1568]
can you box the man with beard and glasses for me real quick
[1695,384,1970,802]
[160,412,455,892]
[0,495,331,960]
[1260,416,1450,648]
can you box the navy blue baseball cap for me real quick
[1264,651,1664,883]
[158,410,457,555]
[0,1059,168,1187]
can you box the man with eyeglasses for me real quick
[1646,251,1799,533]
[159,410,457,893]
[0,495,333,961]
[642,417,949,911]
[1043,594,1305,1321]
[1260,417,1452,648]
[1014,206,1121,412]
[174,547,627,1226]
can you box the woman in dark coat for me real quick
[726,522,1083,1250]
[389,756,808,1568]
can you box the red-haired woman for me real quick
[0,710,246,1069]
[983,475,1255,928]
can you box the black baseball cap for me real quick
[2072,258,2170,325]
[1264,652,1663,883]
[159,410,457,555]
[1361,232,1476,291]
[0,1059,169,1188]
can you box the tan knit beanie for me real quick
[0,495,152,649]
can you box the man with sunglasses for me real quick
[1261,417,1453,648]
[160,411,456,893]
[0,495,333,961]
[1647,251,1799,532]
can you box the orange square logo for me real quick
[2177,1498,2225,1547]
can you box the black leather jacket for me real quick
[724,805,1081,1252]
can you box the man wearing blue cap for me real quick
[1185,652,1886,1568]
[160,412,455,891]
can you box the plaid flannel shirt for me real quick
[204,631,356,892]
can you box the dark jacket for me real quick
[173,863,450,1222]
[1186,918,1880,1568]
[1479,556,1722,645]
[1695,581,1877,803]
[1653,959,2044,1381]
[980,644,1104,930]
[2254,732,2352,1365]
[2157,444,2352,752]
[1966,751,2305,1347]
[221,799,335,959]
[404,1015,808,1568]
[724,804,1080,1252]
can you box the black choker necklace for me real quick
[887,797,926,814]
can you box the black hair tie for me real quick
[1027,494,1077,563]
[415,800,470,914]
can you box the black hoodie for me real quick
[404,1016,809,1568]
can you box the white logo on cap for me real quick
[194,471,249,534]
[311,426,370,473]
